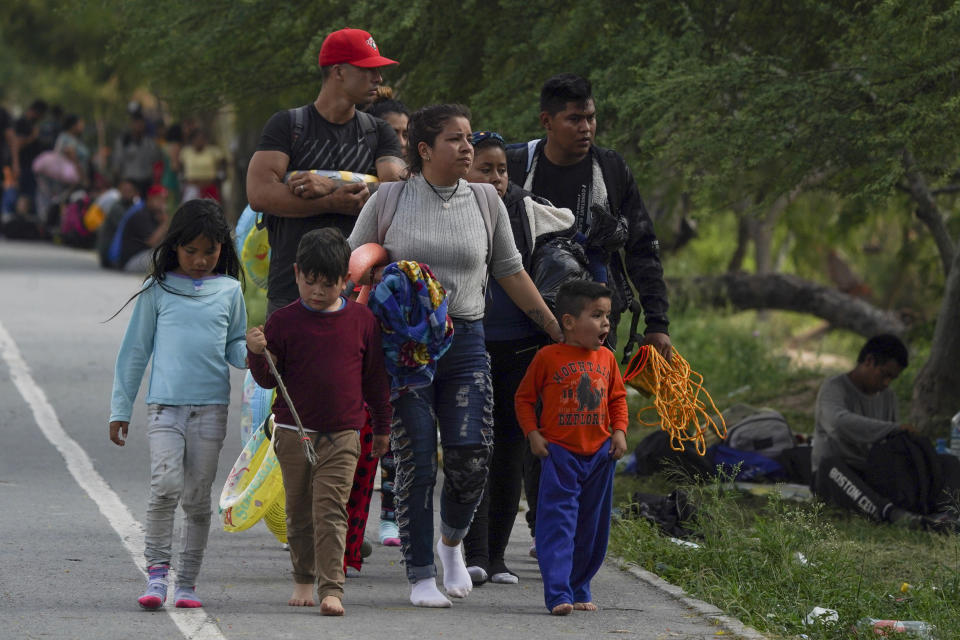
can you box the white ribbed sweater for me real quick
[349,175,523,320]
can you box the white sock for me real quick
[410,577,452,608]
[466,566,488,583]
[436,539,472,598]
[490,571,519,584]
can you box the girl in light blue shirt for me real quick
[108,199,247,610]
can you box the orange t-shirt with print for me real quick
[515,343,628,456]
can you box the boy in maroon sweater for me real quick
[246,228,391,616]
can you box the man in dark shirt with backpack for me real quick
[506,73,670,358]
[247,28,404,316]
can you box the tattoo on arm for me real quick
[526,308,547,328]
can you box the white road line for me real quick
[0,321,228,640]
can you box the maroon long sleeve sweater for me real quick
[247,298,392,435]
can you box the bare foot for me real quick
[320,595,344,616]
[573,601,597,611]
[551,603,574,616]
[288,583,315,607]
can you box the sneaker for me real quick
[138,564,169,610]
[923,511,960,534]
[888,507,924,530]
[346,566,361,578]
[174,585,203,608]
[379,519,401,546]
[529,541,537,559]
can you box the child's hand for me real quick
[528,430,550,458]
[110,421,129,446]
[246,325,267,354]
[610,430,627,460]
[371,434,390,458]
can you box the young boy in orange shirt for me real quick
[514,280,629,615]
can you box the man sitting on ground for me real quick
[812,334,959,530]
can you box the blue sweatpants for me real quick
[536,440,615,611]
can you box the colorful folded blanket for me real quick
[368,261,454,398]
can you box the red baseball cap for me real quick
[147,184,168,198]
[318,28,398,68]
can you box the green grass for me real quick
[609,310,959,639]
[610,474,960,639]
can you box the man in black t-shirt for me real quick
[247,28,404,315]
[506,73,671,359]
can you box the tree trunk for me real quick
[727,209,750,272]
[668,272,907,337]
[910,232,960,436]
[901,151,955,275]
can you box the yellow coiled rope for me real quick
[623,345,727,456]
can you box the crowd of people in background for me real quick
[0,98,228,272]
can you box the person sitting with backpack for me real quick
[812,334,960,531]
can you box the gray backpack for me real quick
[724,408,794,458]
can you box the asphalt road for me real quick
[0,238,734,640]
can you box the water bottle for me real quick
[855,618,936,638]
[949,410,960,460]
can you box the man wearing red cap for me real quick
[247,28,405,316]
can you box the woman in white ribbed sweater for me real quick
[348,104,562,608]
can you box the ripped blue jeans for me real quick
[391,319,494,583]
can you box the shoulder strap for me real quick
[467,182,499,266]
[525,139,541,173]
[355,110,379,154]
[288,105,311,160]
[375,181,406,244]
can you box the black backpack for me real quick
[863,431,944,515]
[628,489,698,539]
[529,236,591,313]
[633,430,715,480]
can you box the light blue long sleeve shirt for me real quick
[110,273,247,423]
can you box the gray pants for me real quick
[144,404,227,587]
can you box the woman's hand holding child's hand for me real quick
[528,430,550,458]
[109,421,129,446]
[609,430,627,460]
[246,326,267,354]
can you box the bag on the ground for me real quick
[724,408,795,458]
[707,443,786,482]
[775,445,813,486]
[628,489,697,539]
[633,430,715,480]
[529,236,591,313]
[863,431,944,515]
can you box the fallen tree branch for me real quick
[667,272,907,337]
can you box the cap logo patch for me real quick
[366,36,378,51]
